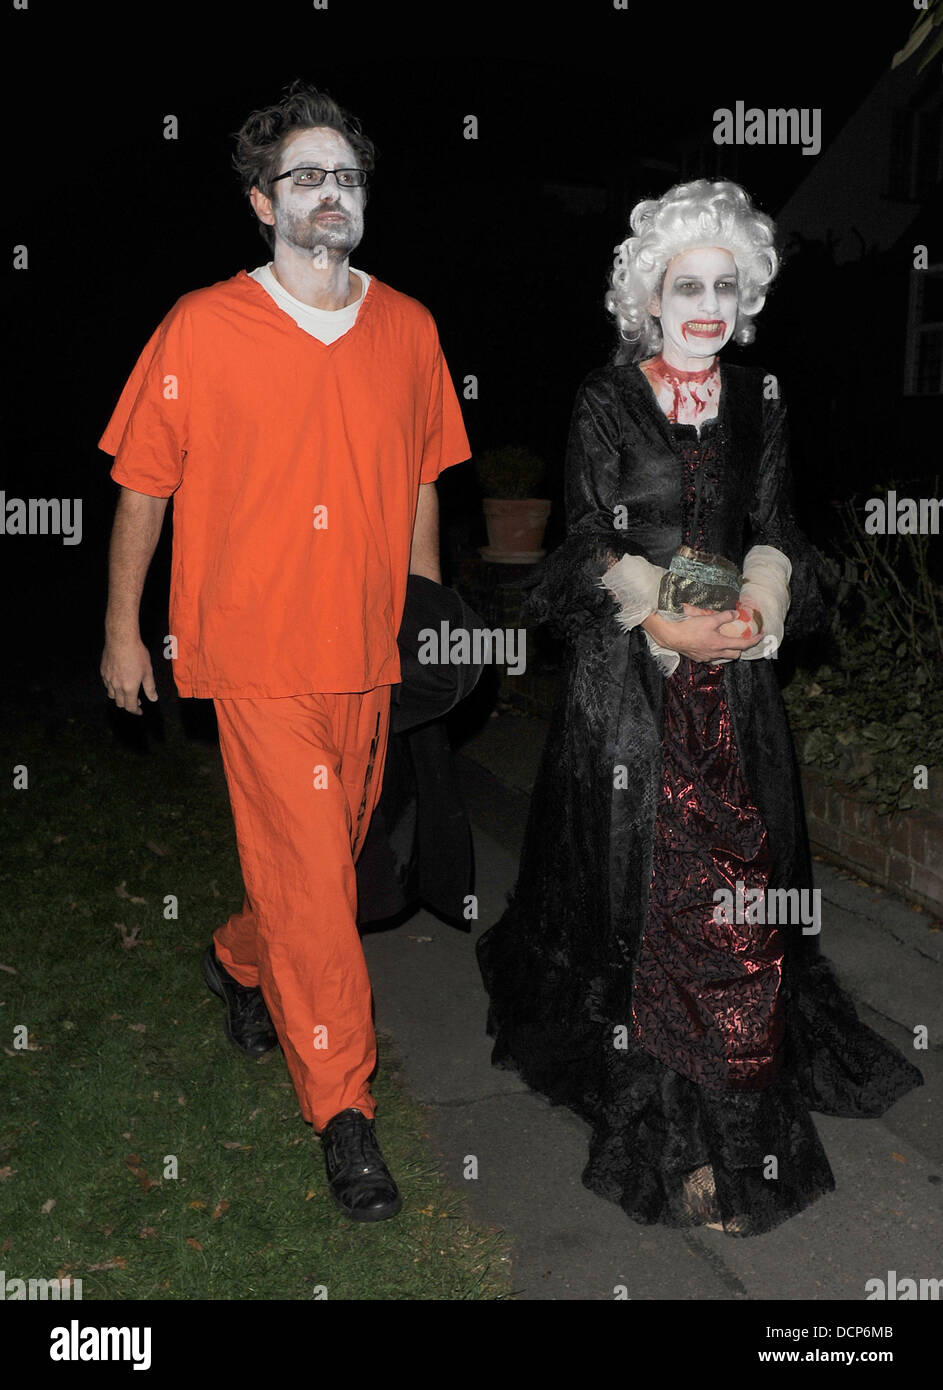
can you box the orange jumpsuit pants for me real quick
[211,687,391,1133]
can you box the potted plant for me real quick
[476,444,551,562]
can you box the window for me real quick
[903,263,943,396]
[888,99,942,202]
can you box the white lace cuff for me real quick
[641,630,681,676]
[599,554,681,675]
[599,553,666,632]
[738,544,792,660]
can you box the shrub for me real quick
[782,484,943,814]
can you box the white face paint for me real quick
[265,126,365,263]
[649,246,739,369]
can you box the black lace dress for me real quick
[475,362,923,1237]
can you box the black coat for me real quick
[476,361,922,1234]
[513,361,828,984]
[356,575,484,930]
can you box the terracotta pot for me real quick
[482,498,551,557]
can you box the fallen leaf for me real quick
[0,1167,15,1181]
[211,1200,229,1221]
[248,1108,262,1121]
[103,1225,114,1237]
[187,1201,206,1210]
[117,923,143,950]
[186,1238,203,1251]
[86,1257,127,1271]
[177,1094,186,1106]
[305,1189,316,1201]
[41,1198,56,1214]
[222,1141,251,1151]
[115,881,147,904]
[0,963,17,975]
[891,1152,907,1164]
[138,1227,158,1239]
[146,840,170,857]
[109,1013,123,1021]
[127,1023,147,1033]
[124,1154,159,1192]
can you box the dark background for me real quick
[4,0,941,697]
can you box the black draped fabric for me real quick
[356,575,485,929]
[475,361,923,1236]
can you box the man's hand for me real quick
[101,486,169,714]
[101,635,158,715]
[642,603,766,663]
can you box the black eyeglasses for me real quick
[272,167,367,188]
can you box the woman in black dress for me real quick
[475,179,922,1237]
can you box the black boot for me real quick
[201,944,279,1056]
[321,1108,402,1222]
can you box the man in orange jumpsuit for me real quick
[98,82,471,1222]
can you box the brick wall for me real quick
[800,766,943,917]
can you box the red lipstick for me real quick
[682,320,726,340]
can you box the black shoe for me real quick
[321,1108,403,1222]
[201,944,279,1056]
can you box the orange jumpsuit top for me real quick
[98,270,471,698]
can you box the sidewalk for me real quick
[362,707,943,1301]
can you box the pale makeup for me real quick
[249,126,366,309]
[648,246,739,371]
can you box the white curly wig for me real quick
[606,179,779,362]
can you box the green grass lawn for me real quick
[0,680,512,1300]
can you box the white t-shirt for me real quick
[248,262,371,344]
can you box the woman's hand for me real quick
[641,603,766,662]
[717,598,763,640]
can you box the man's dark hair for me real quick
[232,79,376,251]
